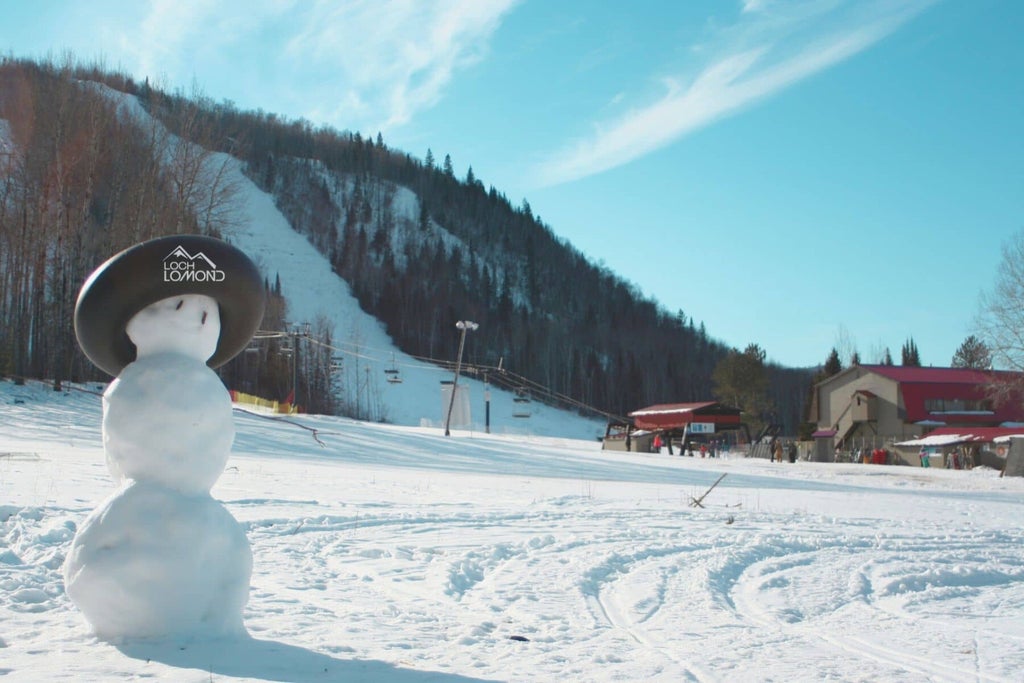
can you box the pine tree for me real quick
[520,199,535,225]
[823,348,842,376]
[418,200,430,232]
[712,343,770,430]
[951,335,992,369]
[901,338,921,366]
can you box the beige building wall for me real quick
[817,368,924,445]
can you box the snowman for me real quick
[65,234,265,641]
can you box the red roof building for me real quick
[628,402,742,431]
[812,364,1024,463]
[603,402,745,453]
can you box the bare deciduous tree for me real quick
[976,229,1024,404]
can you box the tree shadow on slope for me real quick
[118,634,501,683]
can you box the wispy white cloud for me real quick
[119,0,216,85]
[285,0,521,131]
[115,0,518,133]
[534,0,936,188]
[115,0,295,92]
[741,0,770,14]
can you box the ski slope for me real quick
[89,82,606,439]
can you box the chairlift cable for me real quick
[248,327,625,422]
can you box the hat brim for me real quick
[75,234,266,377]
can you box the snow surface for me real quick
[3,378,1024,682]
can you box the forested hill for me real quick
[0,57,812,432]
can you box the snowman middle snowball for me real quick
[104,294,234,494]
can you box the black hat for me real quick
[75,234,266,377]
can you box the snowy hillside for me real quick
[93,84,605,440]
[227,162,603,438]
[3,378,1024,682]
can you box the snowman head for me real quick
[126,294,221,362]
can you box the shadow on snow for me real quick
[118,634,501,683]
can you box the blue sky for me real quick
[4,0,1022,368]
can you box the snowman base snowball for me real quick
[64,481,252,640]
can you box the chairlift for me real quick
[384,354,403,384]
[512,386,531,418]
[330,355,343,372]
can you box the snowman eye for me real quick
[175,300,184,310]
[202,311,208,325]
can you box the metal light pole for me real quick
[444,320,478,436]
[484,372,490,434]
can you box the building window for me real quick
[924,398,993,413]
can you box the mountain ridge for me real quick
[0,56,812,433]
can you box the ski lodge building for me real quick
[810,364,1024,464]
[603,401,745,453]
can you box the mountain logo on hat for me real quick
[163,245,225,283]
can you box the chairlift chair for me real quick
[512,386,531,418]
[384,354,403,384]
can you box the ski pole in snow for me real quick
[690,472,727,508]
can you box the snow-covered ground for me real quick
[3,377,1023,682]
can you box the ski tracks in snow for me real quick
[229,490,1024,682]
[241,497,722,680]
[6,431,1024,682]
[725,521,1024,682]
